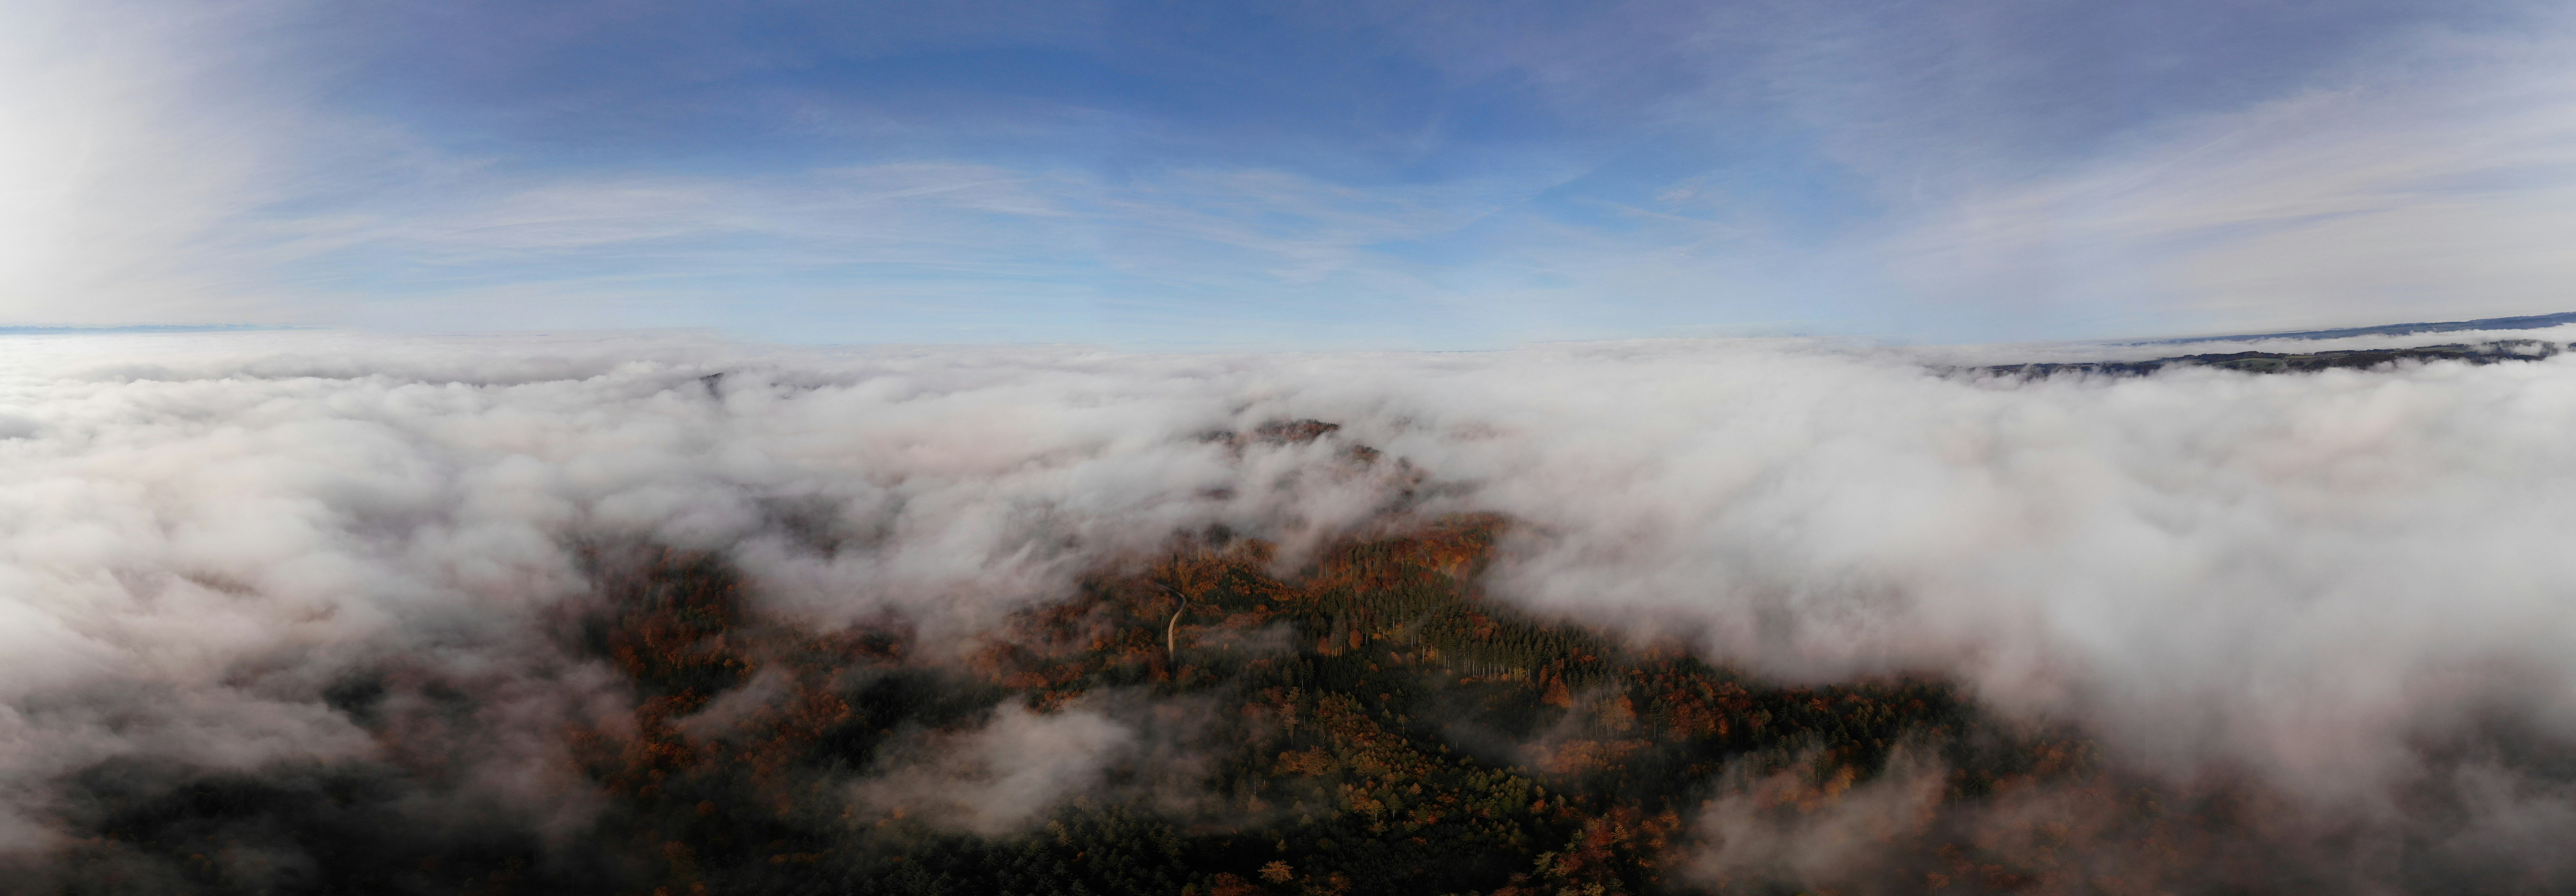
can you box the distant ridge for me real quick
[2150,311,2576,344]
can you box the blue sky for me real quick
[6,0,2575,346]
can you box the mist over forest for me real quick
[3,331,2575,894]
[14,0,2576,889]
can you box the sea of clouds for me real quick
[5,329,2575,876]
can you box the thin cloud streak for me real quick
[7,0,2575,344]
[1875,19,2576,337]
[0,0,299,322]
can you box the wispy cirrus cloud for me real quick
[260,160,1570,343]
[1872,18,2576,338]
[9,0,2576,344]
[0,0,308,323]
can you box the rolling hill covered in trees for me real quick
[47,515,2122,896]
[42,420,2516,896]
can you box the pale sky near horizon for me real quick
[6,0,2575,348]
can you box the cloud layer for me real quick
[5,332,2576,865]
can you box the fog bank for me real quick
[5,331,2574,865]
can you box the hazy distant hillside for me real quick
[1985,338,2563,378]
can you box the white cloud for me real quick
[852,701,1137,835]
[12,0,2576,343]
[3,331,2575,831]
[0,0,303,323]
[1873,19,2576,336]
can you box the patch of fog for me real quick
[2,331,2575,859]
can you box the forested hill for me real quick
[35,427,2510,895]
